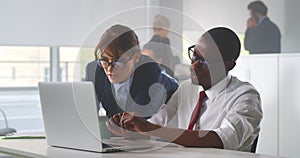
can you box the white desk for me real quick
[0,139,282,158]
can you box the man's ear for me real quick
[225,60,236,72]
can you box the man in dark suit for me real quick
[94,24,178,118]
[143,38,176,79]
[244,1,281,54]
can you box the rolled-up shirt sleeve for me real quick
[213,93,262,151]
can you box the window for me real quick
[0,46,95,133]
[0,46,50,87]
[59,47,94,82]
[0,46,50,133]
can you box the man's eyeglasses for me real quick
[188,45,209,65]
[97,58,132,71]
[188,45,232,68]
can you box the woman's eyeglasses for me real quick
[97,58,132,71]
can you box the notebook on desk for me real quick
[38,82,154,153]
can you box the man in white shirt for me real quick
[106,27,263,152]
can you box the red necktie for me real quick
[188,91,207,130]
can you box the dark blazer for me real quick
[149,34,171,45]
[95,55,179,118]
[149,35,180,70]
[245,17,281,54]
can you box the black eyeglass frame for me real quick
[188,45,209,65]
[188,45,233,67]
[96,58,132,71]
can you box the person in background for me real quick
[151,14,171,45]
[84,51,100,109]
[244,0,281,54]
[107,27,263,152]
[94,24,178,118]
[84,53,100,108]
[143,37,176,79]
[84,50,98,83]
[149,14,180,70]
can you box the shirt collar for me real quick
[258,17,267,25]
[113,75,133,93]
[198,74,232,99]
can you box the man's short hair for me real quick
[204,27,241,61]
[153,15,170,31]
[95,24,140,59]
[248,1,268,16]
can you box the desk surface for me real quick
[0,139,281,158]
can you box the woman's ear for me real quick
[133,52,141,64]
[157,57,163,64]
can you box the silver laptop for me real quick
[38,82,153,153]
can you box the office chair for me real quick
[250,135,259,153]
[0,109,16,136]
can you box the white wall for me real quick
[282,0,300,52]
[0,0,147,46]
[278,54,300,158]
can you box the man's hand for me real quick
[106,112,157,138]
[247,17,257,28]
[106,113,125,136]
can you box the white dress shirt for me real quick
[98,77,131,116]
[113,79,131,110]
[148,74,263,151]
